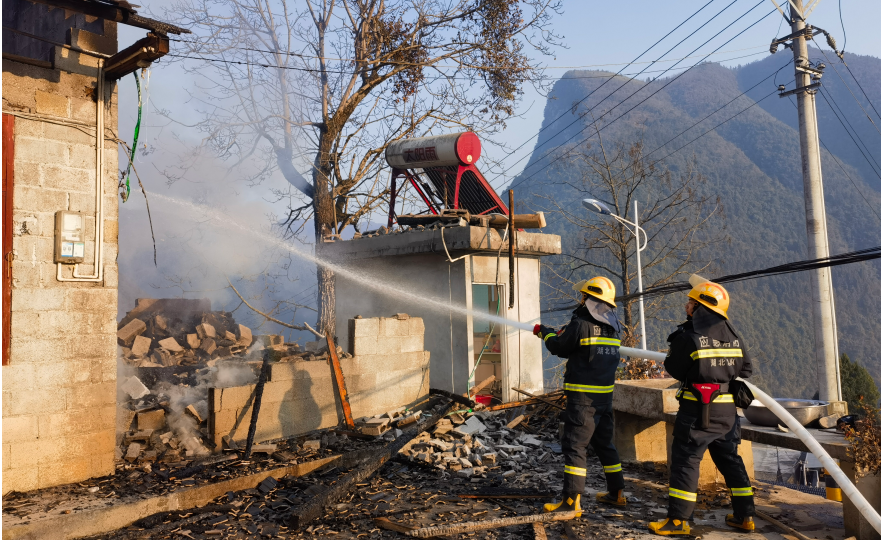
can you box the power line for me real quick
[507,3,776,192]
[162,50,767,82]
[818,88,881,182]
[841,61,881,125]
[784,95,881,224]
[838,0,847,52]
[169,34,768,70]
[814,46,881,142]
[544,245,881,312]
[493,0,746,181]
[638,62,792,163]
[818,87,881,178]
[489,0,725,174]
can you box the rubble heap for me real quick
[115,298,353,466]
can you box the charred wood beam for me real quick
[243,349,272,458]
[429,388,475,408]
[24,0,190,34]
[406,511,578,537]
[511,387,566,411]
[287,399,457,530]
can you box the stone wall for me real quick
[2,25,120,493]
[208,316,430,447]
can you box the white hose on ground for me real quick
[738,377,881,535]
[619,345,881,535]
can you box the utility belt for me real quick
[677,382,732,429]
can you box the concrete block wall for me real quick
[2,39,119,493]
[208,317,430,448]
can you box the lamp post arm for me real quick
[610,214,648,252]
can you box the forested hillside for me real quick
[513,49,881,398]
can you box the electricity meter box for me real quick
[54,211,86,264]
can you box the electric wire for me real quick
[507,4,777,192]
[494,0,751,182]
[814,45,881,142]
[168,35,768,70]
[787,90,881,224]
[636,62,792,164]
[817,89,881,181]
[489,0,723,175]
[543,245,881,312]
[838,0,847,52]
[840,61,881,125]
[165,51,767,82]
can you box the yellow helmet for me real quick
[687,275,730,318]
[573,276,616,306]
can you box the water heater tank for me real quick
[385,132,481,169]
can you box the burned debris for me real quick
[115,298,354,468]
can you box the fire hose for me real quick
[620,345,881,535]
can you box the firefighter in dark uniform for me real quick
[648,278,755,535]
[534,276,626,516]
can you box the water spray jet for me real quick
[149,193,537,333]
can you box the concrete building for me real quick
[323,224,561,403]
[2,0,184,493]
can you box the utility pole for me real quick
[771,0,841,401]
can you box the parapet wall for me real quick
[208,316,429,447]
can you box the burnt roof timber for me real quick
[24,0,190,35]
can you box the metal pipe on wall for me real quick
[57,58,106,283]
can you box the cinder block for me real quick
[351,317,379,338]
[408,317,425,336]
[137,409,166,431]
[13,161,42,187]
[70,98,96,123]
[66,288,116,312]
[352,335,378,356]
[67,381,115,410]
[211,408,239,434]
[380,317,409,337]
[116,318,146,346]
[5,388,68,416]
[14,118,43,137]
[68,334,115,358]
[67,191,96,214]
[11,338,68,362]
[2,466,39,494]
[35,89,69,117]
[3,415,39,442]
[1,364,34,389]
[399,334,424,353]
[42,165,93,192]
[38,459,92,490]
[11,288,66,312]
[219,385,255,411]
[374,336,403,355]
[103,218,119,243]
[15,137,67,165]
[9,311,41,338]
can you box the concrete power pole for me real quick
[777,0,841,401]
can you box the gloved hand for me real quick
[534,324,555,339]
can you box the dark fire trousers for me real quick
[561,391,625,496]
[668,413,755,519]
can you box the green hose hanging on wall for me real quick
[121,70,143,202]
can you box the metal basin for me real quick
[742,398,828,427]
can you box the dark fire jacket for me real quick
[542,305,621,402]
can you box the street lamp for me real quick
[582,198,648,350]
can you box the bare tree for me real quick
[540,131,726,371]
[159,0,562,335]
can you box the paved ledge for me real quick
[321,225,561,260]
